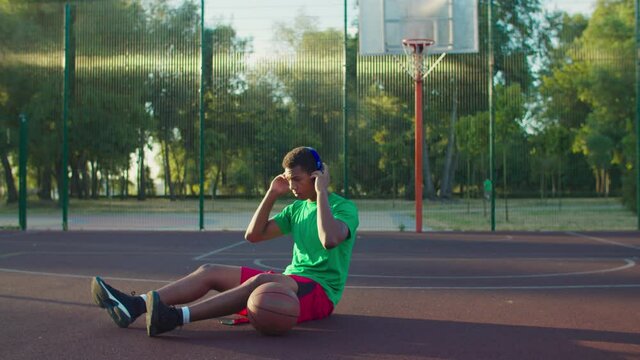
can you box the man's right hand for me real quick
[245,174,287,242]
[268,174,289,197]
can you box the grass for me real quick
[352,197,637,231]
[0,196,636,231]
[0,197,288,214]
[422,197,638,231]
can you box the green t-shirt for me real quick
[273,192,359,306]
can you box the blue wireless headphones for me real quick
[306,147,323,171]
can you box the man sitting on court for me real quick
[90,146,359,336]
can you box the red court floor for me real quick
[1,230,639,359]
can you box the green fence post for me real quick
[488,0,496,231]
[61,3,71,231]
[636,0,640,229]
[19,114,27,231]
[342,0,349,198]
[199,0,205,231]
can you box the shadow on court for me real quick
[157,315,640,360]
[1,230,640,359]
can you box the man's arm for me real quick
[313,165,350,249]
[244,175,287,243]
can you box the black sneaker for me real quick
[91,276,141,328]
[146,291,182,337]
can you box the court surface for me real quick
[1,230,639,359]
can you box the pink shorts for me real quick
[237,267,334,324]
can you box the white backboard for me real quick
[359,0,479,55]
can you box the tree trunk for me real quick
[38,166,53,200]
[183,134,191,197]
[71,162,81,199]
[137,142,146,201]
[481,153,487,217]
[90,160,99,199]
[594,167,601,196]
[503,149,509,222]
[124,167,129,197]
[466,156,471,214]
[440,84,458,199]
[162,134,176,201]
[55,161,63,205]
[80,159,90,199]
[422,138,436,200]
[105,170,110,198]
[557,158,562,211]
[392,163,397,200]
[1,151,18,203]
[551,168,557,197]
[120,172,127,199]
[212,164,221,199]
[183,160,188,196]
[540,163,545,200]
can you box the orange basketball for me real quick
[247,282,300,336]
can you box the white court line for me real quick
[0,231,42,238]
[192,241,247,261]
[566,231,640,251]
[0,252,24,259]
[0,268,170,283]
[1,267,638,290]
[253,258,636,279]
[345,284,640,290]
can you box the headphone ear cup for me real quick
[306,147,323,171]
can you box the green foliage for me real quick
[491,0,545,89]
[0,0,637,225]
[538,0,636,207]
[363,85,412,197]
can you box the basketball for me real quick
[247,282,300,336]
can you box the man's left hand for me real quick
[312,164,330,194]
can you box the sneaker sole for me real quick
[91,277,108,308]
[146,291,159,337]
[91,276,133,328]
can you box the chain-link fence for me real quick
[0,0,638,231]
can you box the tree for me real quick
[144,0,200,199]
[362,85,412,198]
[537,1,635,206]
[271,12,345,188]
[492,0,546,89]
[0,83,18,203]
[537,11,591,198]
[456,111,489,209]
[439,81,459,199]
[573,123,615,196]
[495,83,525,219]
[202,22,253,196]
[0,0,64,202]
[556,0,635,202]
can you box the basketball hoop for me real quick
[400,39,433,81]
[398,38,448,81]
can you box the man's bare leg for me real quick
[146,269,298,336]
[92,264,251,330]
[155,264,243,306]
[186,272,298,321]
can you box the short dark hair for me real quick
[282,147,320,174]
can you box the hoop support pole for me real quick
[415,77,424,233]
[401,39,435,233]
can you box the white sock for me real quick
[140,293,148,306]
[181,307,191,325]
